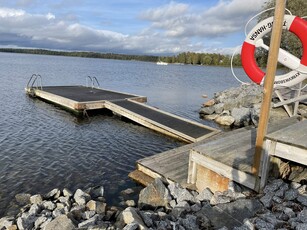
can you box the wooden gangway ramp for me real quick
[105,100,219,143]
[26,85,219,143]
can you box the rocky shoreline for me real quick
[199,83,307,127]
[0,178,306,230]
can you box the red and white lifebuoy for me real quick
[241,15,307,88]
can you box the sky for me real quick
[0,0,267,55]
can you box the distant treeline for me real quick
[0,48,244,66]
[159,52,243,66]
[0,48,159,62]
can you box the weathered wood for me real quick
[105,100,219,143]
[195,165,229,193]
[260,120,307,189]
[253,0,286,187]
[187,117,300,192]
[189,151,257,190]
[265,120,307,149]
[135,117,300,190]
[128,170,154,186]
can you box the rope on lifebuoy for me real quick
[241,15,307,88]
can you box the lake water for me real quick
[0,52,249,216]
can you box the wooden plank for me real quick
[128,170,154,186]
[265,120,307,149]
[190,151,257,190]
[32,89,80,111]
[195,165,229,193]
[273,142,307,165]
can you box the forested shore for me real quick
[0,48,243,67]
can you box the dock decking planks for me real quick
[135,117,301,188]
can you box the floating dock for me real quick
[26,85,219,143]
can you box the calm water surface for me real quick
[0,52,249,216]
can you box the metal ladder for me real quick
[26,74,43,96]
[86,76,100,89]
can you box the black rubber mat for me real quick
[111,100,213,139]
[42,86,139,102]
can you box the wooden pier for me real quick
[26,85,219,143]
[131,117,304,191]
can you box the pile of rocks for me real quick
[199,83,291,127]
[0,186,117,230]
[1,178,306,229]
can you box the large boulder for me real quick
[44,215,75,230]
[138,178,171,209]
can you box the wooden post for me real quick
[252,0,286,189]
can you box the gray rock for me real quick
[78,214,99,228]
[121,188,134,195]
[138,178,171,209]
[15,193,31,206]
[172,201,190,218]
[120,207,147,230]
[52,208,64,218]
[139,211,155,227]
[45,215,75,230]
[126,200,136,207]
[74,189,91,206]
[198,199,263,229]
[82,210,96,220]
[168,182,195,203]
[290,182,302,189]
[283,207,296,219]
[231,107,251,127]
[90,186,104,198]
[180,214,198,230]
[42,201,56,211]
[200,106,215,115]
[16,212,37,230]
[123,222,139,230]
[254,218,274,230]
[34,216,48,229]
[0,216,14,229]
[297,195,307,206]
[210,193,231,205]
[298,185,307,195]
[196,188,213,202]
[28,203,40,216]
[263,179,284,193]
[191,203,201,212]
[285,188,298,201]
[260,192,275,208]
[63,188,73,197]
[297,223,307,230]
[30,194,43,205]
[46,188,61,199]
[215,115,235,126]
[213,103,225,114]
[297,208,307,223]
[250,105,260,126]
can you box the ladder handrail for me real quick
[92,76,100,88]
[86,76,92,87]
[26,74,43,90]
[86,76,100,89]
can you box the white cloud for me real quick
[0,1,267,55]
[141,0,266,38]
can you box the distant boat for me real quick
[156,61,168,65]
